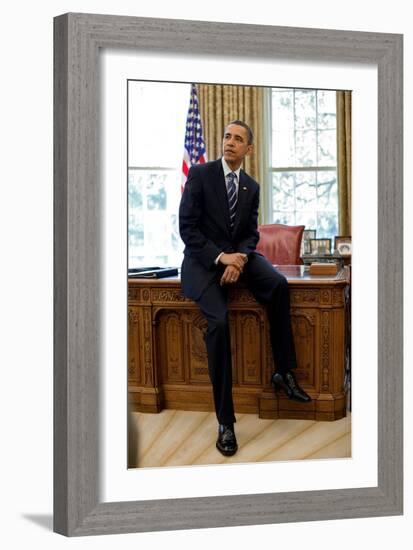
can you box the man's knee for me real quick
[264,271,289,292]
[265,273,289,305]
[277,273,289,291]
[208,313,229,334]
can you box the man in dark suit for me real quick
[179,120,311,457]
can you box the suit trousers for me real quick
[196,253,297,425]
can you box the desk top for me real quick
[128,265,350,287]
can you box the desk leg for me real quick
[128,305,163,413]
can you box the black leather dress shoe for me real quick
[271,370,312,403]
[216,424,238,456]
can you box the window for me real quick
[128,81,190,268]
[267,88,338,239]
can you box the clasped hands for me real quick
[219,252,248,286]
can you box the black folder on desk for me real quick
[128,267,179,279]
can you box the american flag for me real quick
[181,83,207,192]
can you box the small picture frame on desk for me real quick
[335,236,352,256]
[310,238,331,255]
[337,242,352,256]
[301,229,316,255]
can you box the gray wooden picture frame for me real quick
[53,13,403,536]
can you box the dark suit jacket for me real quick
[179,158,260,301]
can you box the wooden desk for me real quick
[128,266,350,421]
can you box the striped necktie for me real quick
[226,172,238,230]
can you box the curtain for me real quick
[336,91,352,236]
[198,84,264,184]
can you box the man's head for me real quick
[222,120,253,170]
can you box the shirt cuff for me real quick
[215,252,224,265]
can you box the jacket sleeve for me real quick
[236,184,260,256]
[179,166,222,269]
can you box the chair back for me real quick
[256,223,305,265]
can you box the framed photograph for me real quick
[310,238,331,255]
[301,229,316,255]
[335,235,352,254]
[54,13,403,536]
[337,242,352,256]
[127,81,349,470]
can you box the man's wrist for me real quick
[215,252,224,265]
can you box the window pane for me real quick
[317,171,338,210]
[272,172,295,211]
[272,130,295,167]
[129,173,144,209]
[295,171,317,211]
[318,129,337,165]
[295,130,317,166]
[317,90,336,129]
[129,218,144,248]
[317,212,338,239]
[294,90,316,129]
[272,89,294,130]
[146,175,167,210]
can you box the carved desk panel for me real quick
[128,266,350,421]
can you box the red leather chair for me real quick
[256,223,305,265]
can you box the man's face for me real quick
[222,124,253,169]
